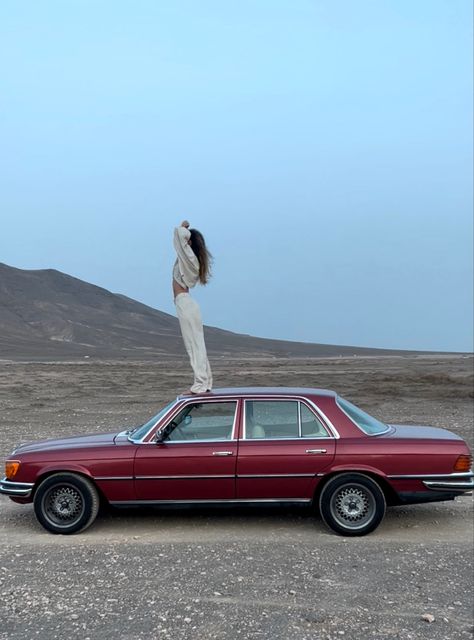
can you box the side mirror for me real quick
[155,422,174,444]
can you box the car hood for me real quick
[12,431,119,455]
[386,424,463,441]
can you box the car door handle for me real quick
[212,451,234,456]
[305,449,327,454]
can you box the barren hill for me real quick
[0,262,409,360]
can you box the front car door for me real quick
[134,399,239,501]
[236,398,336,500]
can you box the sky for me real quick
[1,0,472,352]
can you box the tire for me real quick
[33,473,100,535]
[319,473,386,536]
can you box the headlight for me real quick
[5,461,20,479]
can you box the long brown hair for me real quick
[189,229,212,285]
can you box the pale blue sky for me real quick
[1,1,472,351]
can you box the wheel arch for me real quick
[314,469,400,507]
[32,468,107,506]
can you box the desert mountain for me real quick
[0,262,406,359]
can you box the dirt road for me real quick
[0,356,472,639]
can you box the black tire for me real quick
[33,473,100,535]
[319,473,386,536]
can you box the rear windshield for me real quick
[337,397,389,435]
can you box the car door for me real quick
[134,399,239,501]
[236,399,336,500]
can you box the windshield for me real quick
[129,401,176,441]
[337,397,389,435]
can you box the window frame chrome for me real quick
[128,400,179,444]
[133,393,339,444]
[336,396,391,437]
[242,397,337,441]
[149,397,239,444]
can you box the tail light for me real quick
[454,455,472,472]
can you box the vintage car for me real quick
[1,387,472,536]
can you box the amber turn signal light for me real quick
[5,460,20,479]
[454,455,472,472]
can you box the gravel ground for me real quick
[0,356,472,639]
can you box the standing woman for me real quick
[172,220,213,394]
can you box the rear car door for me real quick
[236,399,336,500]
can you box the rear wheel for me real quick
[34,473,100,534]
[319,473,386,536]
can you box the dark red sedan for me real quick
[1,387,472,536]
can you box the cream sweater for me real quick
[173,226,200,288]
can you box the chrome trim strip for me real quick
[0,478,34,497]
[159,439,238,445]
[388,472,474,479]
[239,437,332,442]
[130,400,180,443]
[243,398,337,441]
[135,475,235,480]
[94,476,134,481]
[238,473,315,478]
[153,399,239,444]
[110,498,312,506]
[303,398,340,439]
[336,397,391,437]
[136,394,340,444]
[135,473,317,480]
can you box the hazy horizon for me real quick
[1,1,472,352]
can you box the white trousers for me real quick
[175,293,213,393]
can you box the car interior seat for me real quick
[251,424,266,439]
[246,412,266,439]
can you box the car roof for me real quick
[177,387,337,400]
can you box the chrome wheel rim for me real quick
[329,483,376,530]
[42,484,85,528]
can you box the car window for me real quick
[337,397,389,435]
[245,401,299,439]
[130,401,176,441]
[300,403,329,437]
[165,402,237,442]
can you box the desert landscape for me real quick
[0,354,472,639]
[2,0,473,636]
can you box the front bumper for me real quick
[0,477,34,498]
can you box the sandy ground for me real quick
[0,355,472,639]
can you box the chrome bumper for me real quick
[422,472,474,492]
[0,477,34,498]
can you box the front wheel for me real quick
[319,473,386,536]
[33,473,100,534]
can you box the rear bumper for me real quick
[0,477,34,498]
[389,471,473,492]
[388,471,473,499]
[422,471,474,492]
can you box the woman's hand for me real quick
[181,220,190,228]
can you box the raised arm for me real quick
[173,221,199,286]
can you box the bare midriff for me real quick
[173,278,189,299]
